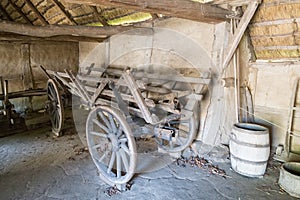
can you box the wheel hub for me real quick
[109,134,120,151]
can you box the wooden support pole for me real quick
[0,4,12,21]
[8,0,33,25]
[65,0,234,23]
[24,0,48,25]
[0,20,135,38]
[21,44,34,90]
[91,6,109,26]
[51,0,77,25]
[222,0,261,70]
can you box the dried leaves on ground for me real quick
[104,182,133,197]
[176,156,228,178]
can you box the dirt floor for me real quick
[0,122,298,200]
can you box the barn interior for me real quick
[1,0,300,199]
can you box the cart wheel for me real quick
[86,106,137,186]
[155,102,199,153]
[47,79,64,136]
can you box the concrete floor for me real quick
[0,124,297,200]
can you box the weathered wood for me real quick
[0,32,105,42]
[0,20,135,38]
[8,0,33,25]
[21,44,34,90]
[222,0,261,69]
[24,0,48,25]
[51,0,77,25]
[0,89,46,100]
[0,4,12,21]
[91,6,109,26]
[65,0,234,23]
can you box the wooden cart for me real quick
[41,65,210,189]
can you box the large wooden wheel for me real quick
[86,106,137,187]
[154,94,199,153]
[47,79,64,136]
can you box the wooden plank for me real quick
[8,0,32,25]
[86,67,211,84]
[51,0,77,25]
[65,0,234,23]
[0,3,12,21]
[21,44,34,90]
[24,0,48,25]
[222,0,261,69]
[0,20,135,38]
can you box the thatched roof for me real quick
[0,0,153,26]
[0,0,299,60]
[249,0,300,60]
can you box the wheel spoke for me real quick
[98,111,112,132]
[90,131,108,138]
[121,144,130,155]
[116,127,123,137]
[119,138,127,143]
[116,152,121,178]
[92,143,103,149]
[177,137,184,145]
[120,149,129,172]
[107,151,116,174]
[92,119,110,134]
[108,114,117,133]
[98,150,109,163]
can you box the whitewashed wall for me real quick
[79,18,235,146]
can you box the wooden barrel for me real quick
[229,123,270,177]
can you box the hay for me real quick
[252,3,300,23]
[251,36,298,47]
[108,12,151,25]
[255,49,300,59]
[249,23,297,37]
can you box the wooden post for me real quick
[21,44,34,90]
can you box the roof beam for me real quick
[65,0,234,23]
[222,0,261,69]
[0,20,137,38]
[24,0,48,25]
[0,4,13,21]
[51,0,77,25]
[91,6,109,26]
[8,0,33,25]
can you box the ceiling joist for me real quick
[51,0,78,25]
[8,0,33,25]
[91,6,109,26]
[0,20,138,39]
[24,0,48,25]
[0,4,12,21]
[65,0,234,23]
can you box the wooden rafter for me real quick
[222,0,261,69]
[24,0,48,25]
[65,0,234,23]
[8,0,32,25]
[0,4,12,21]
[91,6,109,26]
[0,20,138,38]
[51,0,77,25]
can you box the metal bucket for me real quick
[279,162,300,198]
[230,123,270,177]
